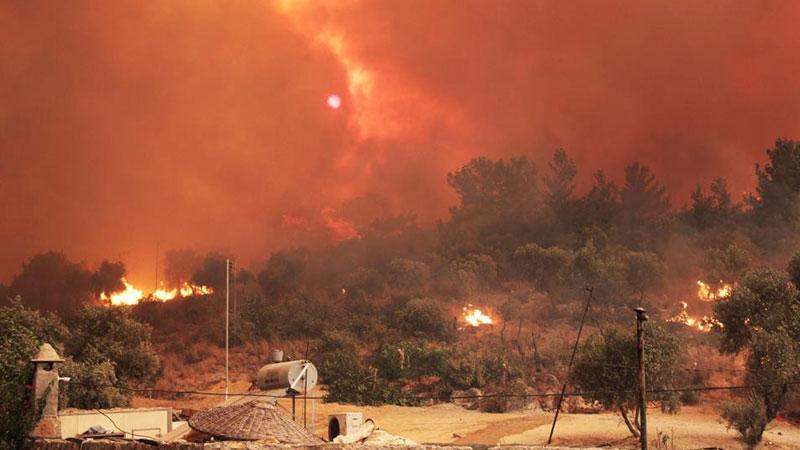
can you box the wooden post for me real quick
[547,287,593,444]
[635,307,648,450]
[225,259,230,400]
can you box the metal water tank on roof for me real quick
[255,360,318,394]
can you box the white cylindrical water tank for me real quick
[255,360,318,394]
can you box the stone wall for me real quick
[27,439,617,450]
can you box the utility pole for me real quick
[225,259,230,400]
[547,287,593,445]
[635,307,648,450]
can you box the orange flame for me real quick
[462,304,493,327]
[667,301,721,332]
[100,278,143,306]
[668,280,730,332]
[100,278,213,306]
[697,280,732,301]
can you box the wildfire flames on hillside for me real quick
[668,280,730,332]
[696,280,732,302]
[100,278,213,306]
[669,301,723,332]
[462,305,493,327]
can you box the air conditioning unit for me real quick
[328,412,363,441]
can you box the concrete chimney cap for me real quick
[31,343,64,363]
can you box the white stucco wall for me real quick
[59,407,172,439]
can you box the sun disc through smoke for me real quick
[327,94,342,109]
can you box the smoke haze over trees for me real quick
[6,140,800,316]
[3,1,800,284]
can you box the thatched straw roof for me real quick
[187,399,322,443]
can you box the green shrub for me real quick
[440,350,485,390]
[200,316,255,347]
[314,330,360,379]
[372,343,407,381]
[61,359,128,409]
[479,380,530,413]
[722,397,768,448]
[387,258,430,293]
[679,371,705,406]
[481,352,526,386]
[342,313,391,344]
[570,324,681,437]
[242,292,327,340]
[315,331,421,406]
[660,394,681,414]
[66,306,160,384]
[322,348,418,406]
[181,343,213,364]
[372,340,451,381]
[679,390,699,406]
[393,297,454,341]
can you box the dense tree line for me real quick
[5,139,800,447]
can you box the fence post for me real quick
[635,307,648,450]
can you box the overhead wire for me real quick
[93,408,136,439]
[68,379,800,403]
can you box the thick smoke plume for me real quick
[2,1,800,283]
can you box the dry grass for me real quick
[134,375,800,450]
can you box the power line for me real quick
[93,408,136,439]
[433,380,800,400]
[71,379,800,403]
[115,384,324,400]
[585,362,749,373]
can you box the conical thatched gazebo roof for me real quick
[187,399,323,443]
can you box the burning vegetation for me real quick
[99,278,143,306]
[461,305,493,327]
[669,301,723,332]
[668,280,731,332]
[696,280,732,302]
[99,278,214,306]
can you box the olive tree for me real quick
[66,306,161,386]
[713,268,800,444]
[387,258,430,293]
[393,298,454,341]
[513,243,572,305]
[570,324,680,437]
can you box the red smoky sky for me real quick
[2,1,800,285]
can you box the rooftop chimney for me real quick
[30,343,64,439]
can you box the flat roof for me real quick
[60,407,171,415]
